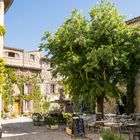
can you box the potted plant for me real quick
[45,116,58,129]
[32,113,44,126]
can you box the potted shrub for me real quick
[101,131,124,140]
[45,116,58,129]
[32,113,44,126]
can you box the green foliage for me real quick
[31,76,42,112]
[45,116,57,125]
[3,68,17,112]
[63,113,73,119]
[45,111,66,125]
[3,69,42,113]
[0,58,5,89]
[40,0,140,114]
[17,74,42,112]
[42,100,50,112]
[0,25,6,36]
[101,131,124,140]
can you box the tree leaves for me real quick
[40,0,140,111]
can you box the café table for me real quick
[104,122,122,134]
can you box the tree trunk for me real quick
[96,96,104,119]
[134,73,140,113]
[126,73,135,114]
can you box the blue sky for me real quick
[4,0,140,51]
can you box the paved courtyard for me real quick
[1,117,100,140]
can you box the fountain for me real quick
[52,89,73,113]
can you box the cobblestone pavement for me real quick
[0,117,100,140]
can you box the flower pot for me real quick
[66,127,72,136]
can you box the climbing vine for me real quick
[3,68,17,112]
[0,25,6,36]
[2,67,51,114]
[0,58,5,89]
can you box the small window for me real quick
[24,84,30,94]
[30,54,35,61]
[15,53,20,58]
[50,84,55,93]
[25,100,30,110]
[4,51,20,58]
[8,52,15,57]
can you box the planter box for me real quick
[33,121,44,126]
[47,125,58,129]
[66,127,72,136]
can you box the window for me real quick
[30,54,35,61]
[4,51,20,58]
[8,52,15,57]
[24,84,30,94]
[25,100,30,110]
[46,85,48,93]
[15,53,20,58]
[50,84,55,93]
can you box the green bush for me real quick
[44,111,67,125]
[101,131,124,140]
[45,116,57,125]
[32,113,42,121]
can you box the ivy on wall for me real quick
[2,68,42,113]
[3,68,17,112]
[0,58,5,89]
[2,66,51,114]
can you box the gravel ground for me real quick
[0,117,100,140]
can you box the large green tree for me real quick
[40,1,140,115]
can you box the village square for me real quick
[0,0,140,140]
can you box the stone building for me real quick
[4,46,62,115]
[126,16,140,113]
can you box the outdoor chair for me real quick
[83,115,96,132]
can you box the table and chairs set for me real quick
[82,113,140,140]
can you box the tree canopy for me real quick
[40,0,140,113]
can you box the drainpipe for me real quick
[0,0,4,138]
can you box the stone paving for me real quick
[0,117,100,140]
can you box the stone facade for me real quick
[3,46,62,114]
[40,57,62,101]
[126,16,140,113]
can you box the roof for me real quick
[4,0,13,13]
[4,46,24,52]
[126,16,140,25]
[41,57,50,61]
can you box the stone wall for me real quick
[24,51,41,69]
[128,20,140,26]
[4,47,64,112]
[40,58,63,101]
[4,48,24,66]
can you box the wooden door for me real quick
[14,101,20,116]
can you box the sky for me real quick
[4,0,140,51]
